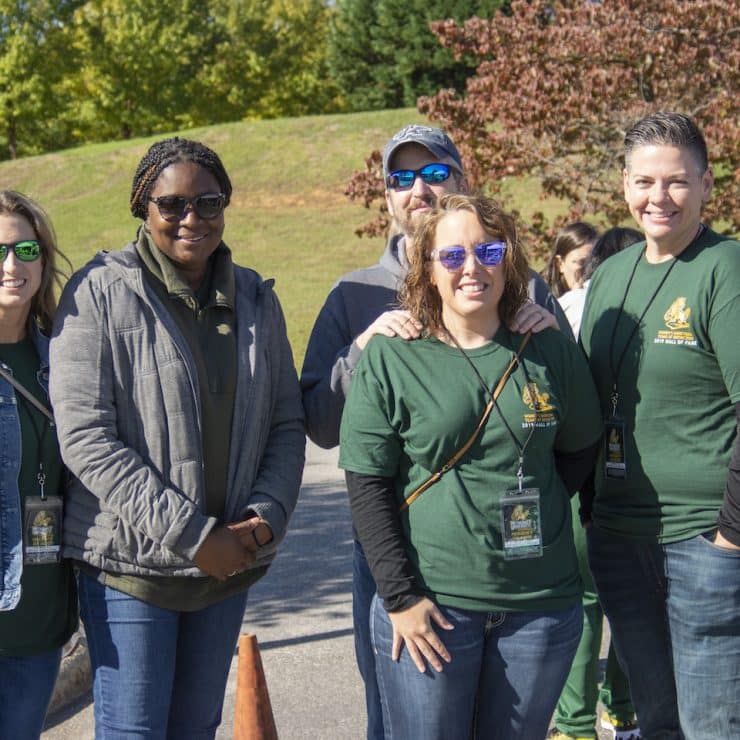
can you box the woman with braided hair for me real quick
[50,137,305,737]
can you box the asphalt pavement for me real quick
[42,440,616,740]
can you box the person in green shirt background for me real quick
[0,190,77,740]
[340,193,602,740]
[580,112,740,740]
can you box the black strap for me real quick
[399,332,531,512]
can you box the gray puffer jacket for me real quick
[49,244,305,576]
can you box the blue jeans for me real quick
[79,571,249,740]
[370,595,582,740]
[353,539,384,740]
[0,646,62,739]
[588,527,740,740]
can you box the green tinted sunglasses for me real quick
[0,240,42,262]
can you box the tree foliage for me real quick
[0,0,339,158]
[62,0,212,142]
[198,0,339,123]
[0,1,83,158]
[348,1,739,257]
[328,0,506,111]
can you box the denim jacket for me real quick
[0,325,50,612]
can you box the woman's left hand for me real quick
[227,516,273,553]
[509,302,558,334]
[388,597,454,674]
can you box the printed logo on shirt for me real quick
[654,297,697,346]
[521,382,557,428]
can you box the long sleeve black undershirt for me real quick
[718,401,740,546]
[346,442,598,613]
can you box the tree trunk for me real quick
[7,119,17,160]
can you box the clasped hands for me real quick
[193,516,273,581]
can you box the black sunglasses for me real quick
[149,193,226,222]
[0,240,42,262]
[386,163,452,190]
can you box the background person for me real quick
[557,228,643,339]
[340,193,602,739]
[0,190,77,740]
[544,221,599,298]
[580,112,740,739]
[49,138,305,738]
[545,222,598,333]
[548,225,644,740]
[300,124,569,740]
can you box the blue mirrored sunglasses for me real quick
[386,163,451,190]
[430,241,507,271]
[0,240,42,262]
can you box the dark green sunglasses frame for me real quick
[0,240,42,262]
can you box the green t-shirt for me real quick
[339,327,602,612]
[580,228,740,543]
[0,337,77,656]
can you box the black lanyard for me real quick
[606,226,706,416]
[445,327,536,489]
[605,231,702,417]
[16,390,52,500]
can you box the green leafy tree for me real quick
[61,0,212,142]
[0,0,82,159]
[328,0,506,111]
[198,0,340,122]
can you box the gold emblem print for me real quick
[31,510,55,546]
[522,383,554,412]
[664,297,691,330]
[521,382,557,428]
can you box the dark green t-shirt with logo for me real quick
[580,228,740,543]
[339,327,601,612]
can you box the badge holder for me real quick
[23,467,62,565]
[501,463,543,560]
[604,391,627,479]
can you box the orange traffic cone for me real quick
[233,634,278,740]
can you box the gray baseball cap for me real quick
[382,124,464,181]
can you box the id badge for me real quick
[501,488,543,560]
[23,496,63,565]
[604,417,627,480]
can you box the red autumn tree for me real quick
[346,0,739,258]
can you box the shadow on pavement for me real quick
[243,478,354,629]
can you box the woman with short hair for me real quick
[580,111,740,739]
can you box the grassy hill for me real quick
[0,108,560,367]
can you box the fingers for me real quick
[357,310,422,348]
[402,630,451,673]
[509,302,558,334]
[193,525,256,580]
[227,518,273,552]
[388,599,453,673]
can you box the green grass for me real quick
[0,107,559,367]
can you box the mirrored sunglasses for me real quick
[386,163,452,190]
[430,241,507,271]
[149,193,226,222]
[0,239,42,262]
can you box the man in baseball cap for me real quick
[300,124,567,739]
